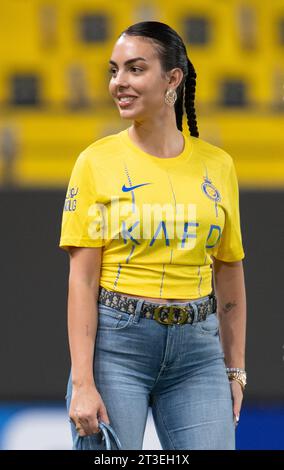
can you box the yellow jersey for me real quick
[59,127,245,299]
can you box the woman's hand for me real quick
[69,384,110,436]
[230,380,243,427]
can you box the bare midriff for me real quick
[113,290,208,304]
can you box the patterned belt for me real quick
[98,286,217,325]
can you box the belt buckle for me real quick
[153,305,189,325]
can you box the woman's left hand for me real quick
[230,380,243,426]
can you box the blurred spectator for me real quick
[0,125,19,187]
[272,66,284,111]
[66,64,90,109]
[39,4,58,49]
[237,5,257,50]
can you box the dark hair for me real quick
[119,21,199,138]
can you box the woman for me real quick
[59,21,246,450]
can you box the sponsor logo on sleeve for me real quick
[64,187,79,211]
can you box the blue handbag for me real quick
[73,420,122,450]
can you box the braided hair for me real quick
[184,58,199,137]
[119,21,199,138]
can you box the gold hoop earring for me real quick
[165,89,177,106]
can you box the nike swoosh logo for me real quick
[122,183,151,192]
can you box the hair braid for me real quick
[184,58,199,137]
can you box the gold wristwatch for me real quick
[226,368,247,391]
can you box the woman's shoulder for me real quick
[190,134,234,169]
[79,130,122,162]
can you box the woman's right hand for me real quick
[69,384,110,436]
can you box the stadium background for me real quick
[0,0,283,449]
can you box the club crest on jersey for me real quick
[201,177,221,202]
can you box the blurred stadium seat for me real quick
[0,0,283,186]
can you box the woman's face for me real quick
[108,34,175,120]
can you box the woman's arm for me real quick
[68,246,102,388]
[67,246,110,435]
[212,258,246,424]
[212,258,246,369]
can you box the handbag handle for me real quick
[98,420,122,450]
[73,420,122,450]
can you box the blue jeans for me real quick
[65,295,235,450]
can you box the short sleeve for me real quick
[213,158,245,262]
[59,152,106,252]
